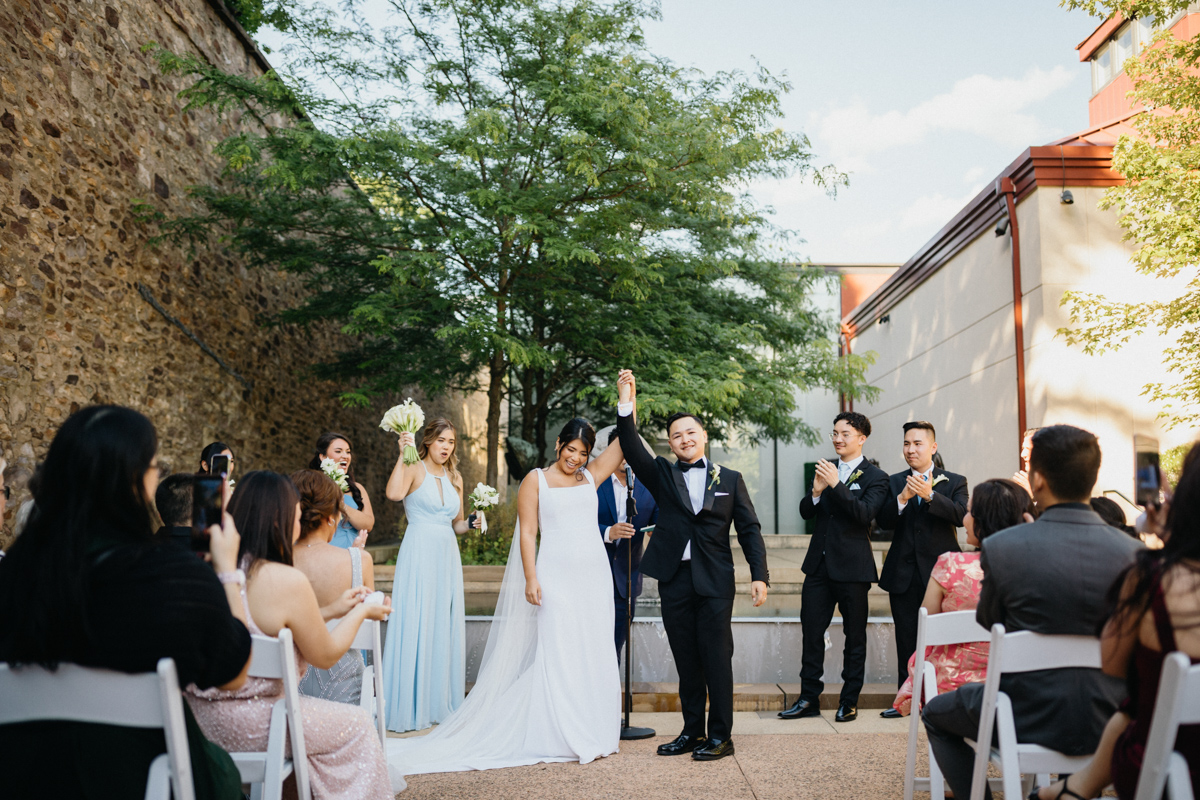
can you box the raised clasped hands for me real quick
[750,580,768,608]
[618,369,636,406]
[905,474,932,503]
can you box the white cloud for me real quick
[809,66,1078,173]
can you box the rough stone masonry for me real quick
[0,0,426,544]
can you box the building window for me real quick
[1092,42,1113,94]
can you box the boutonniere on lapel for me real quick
[931,474,948,488]
[708,464,722,490]
[846,469,863,485]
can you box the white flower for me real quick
[708,463,722,490]
[469,483,500,510]
[931,474,948,487]
[380,398,425,464]
[320,458,350,493]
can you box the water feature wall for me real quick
[465,616,899,686]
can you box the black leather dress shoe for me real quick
[835,704,857,722]
[778,697,821,719]
[692,738,734,761]
[656,733,707,756]
[879,707,903,719]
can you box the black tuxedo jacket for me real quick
[876,468,969,594]
[617,413,769,599]
[799,458,889,583]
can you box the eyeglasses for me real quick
[828,431,859,442]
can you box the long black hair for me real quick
[554,418,596,480]
[199,441,232,473]
[969,478,1029,542]
[228,470,299,574]
[1105,442,1200,636]
[307,431,363,511]
[0,405,158,667]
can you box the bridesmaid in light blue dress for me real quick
[381,418,482,732]
[307,432,376,549]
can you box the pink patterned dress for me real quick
[892,551,989,715]
[186,571,399,799]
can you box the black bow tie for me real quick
[677,459,706,472]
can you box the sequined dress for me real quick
[299,547,367,705]
[186,562,401,798]
[891,551,989,715]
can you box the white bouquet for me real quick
[320,458,350,493]
[380,398,425,465]
[468,482,499,532]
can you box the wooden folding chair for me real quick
[0,658,194,800]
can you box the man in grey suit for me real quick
[922,425,1143,800]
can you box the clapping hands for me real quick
[812,459,839,497]
[904,474,932,502]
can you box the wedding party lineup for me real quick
[5,0,1200,799]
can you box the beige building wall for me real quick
[852,184,1197,502]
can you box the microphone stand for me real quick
[621,466,655,740]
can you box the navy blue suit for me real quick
[597,475,658,657]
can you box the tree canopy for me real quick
[1060,0,1200,427]
[147,0,874,483]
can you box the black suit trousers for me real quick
[658,561,735,741]
[614,584,636,659]
[889,572,927,690]
[800,556,869,706]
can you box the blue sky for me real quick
[640,0,1100,264]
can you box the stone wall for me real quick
[0,0,470,544]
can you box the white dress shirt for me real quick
[812,454,864,504]
[897,466,933,513]
[604,474,628,543]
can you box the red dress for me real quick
[892,551,990,715]
[1111,569,1200,800]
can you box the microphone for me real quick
[625,464,635,488]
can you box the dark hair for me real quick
[970,478,1029,542]
[199,441,232,473]
[1106,442,1200,636]
[834,411,871,437]
[666,413,706,436]
[290,469,343,538]
[307,432,363,511]
[0,405,158,667]
[1028,425,1101,502]
[607,427,620,446]
[902,420,936,440]
[1090,496,1136,537]
[155,473,194,529]
[555,418,596,458]
[228,471,299,573]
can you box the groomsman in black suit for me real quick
[781,411,889,723]
[875,421,968,718]
[596,428,659,657]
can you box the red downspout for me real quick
[839,322,854,413]
[998,177,1028,464]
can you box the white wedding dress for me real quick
[386,467,620,776]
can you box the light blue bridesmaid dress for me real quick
[382,462,466,732]
[330,492,360,549]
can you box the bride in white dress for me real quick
[386,411,629,776]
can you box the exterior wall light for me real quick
[1060,189,1075,204]
[995,216,1010,237]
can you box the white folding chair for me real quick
[904,608,992,800]
[968,624,1102,800]
[0,658,194,800]
[230,629,312,800]
[1133,651,1200,800]
[352,618,386,746]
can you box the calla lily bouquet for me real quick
[468,483,500,532]
[320,458,350,493]
[380,398,425,465]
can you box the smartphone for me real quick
[209,453,231,478]
[191,474,224,551]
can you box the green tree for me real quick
[147,0,872,484]
[1060,0,1200,426]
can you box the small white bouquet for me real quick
[468,482,500,532]
[320,458,350,493]
[380,398,425,465]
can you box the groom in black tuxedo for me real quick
[875,421,968,718]
[616,370,769,762]
[782,411,888,723]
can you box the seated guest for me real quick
[1033,445,1200,800]
[0,405,251,800]
[922,425,1143,800]
[186,470,401,798]
[1090,495,1138,538]
[290,469,375,704]
[155,472,195,547]
[891,478,1028,716]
